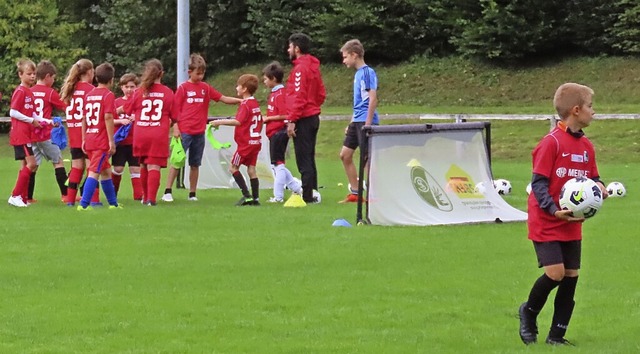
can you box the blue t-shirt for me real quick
[352,65,379,124]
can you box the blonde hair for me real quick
[140,59,163,94]
[237,74,259,95]
[340,39,365,58]
[553,83,594,119]
[60,59,94,104]
[119,73,139,87]
[189,53,206,72]
[17,58,36,74]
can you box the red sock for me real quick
[140,167,148,202]
[131,174,143,200]
[66,167,83,204]
[13,166,31,198]
[147,169,161,203]
[91,185,100,203]
[112,173,122,194]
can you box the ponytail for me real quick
[60,59,93,104]
[140,59,163,95]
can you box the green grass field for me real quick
[1,119,639,353]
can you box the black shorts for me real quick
[112,144,140,167]
[533,240,581,269]
[70,147,88,160]
[269,128,289,165]
[343,122,372,160]
[14,144,34,160]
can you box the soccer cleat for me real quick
[305,196,320,204]
[161,193,174,202]
[61,196,67,203]
[76,205,94,211]
[545,337,574,346]
[8,195,28,208]
[146,201,157,206]
[518,303,538,345]
[236,197,254,206]
[26,199,38,204]
[267,197,284,203]
[250,199,260,206]
[188,196,198,201]
[108,204,124,210]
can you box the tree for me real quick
[0,0,85,114]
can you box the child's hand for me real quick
[31,119,42,128]
[596,181,608,199]
[554,209,585,223]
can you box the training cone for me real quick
[332,218,352,227]
[284,194,306,208]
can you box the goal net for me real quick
[361,122,527,226]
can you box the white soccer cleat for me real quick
[188,196,198,201]
[267,197,284,203]
[8,195,28,207]
[161,193,174,202]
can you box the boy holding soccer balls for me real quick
[518,83,608,345]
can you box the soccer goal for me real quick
[357,122,527,226]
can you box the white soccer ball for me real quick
[312,189,321,203]
[606,181,626,197]
[526,183,532,195]
[493,179,512,195]
[559,177,603,218]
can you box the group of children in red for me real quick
[7,53,300,209]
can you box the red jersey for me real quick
[286,54,326,122]
[114,97,134,145]
[66,81,95,148]
[31,84,67,142]
[527,123,600,242]
[265,84,287,138]
[9,85,35,146]
[84,87,116,152]
[234,97,263,155]
[125,84,176,159]
[174,81,222,135]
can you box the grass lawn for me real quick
[0,119,639,353]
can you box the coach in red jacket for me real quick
[286,33,326,203]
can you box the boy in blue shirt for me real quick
[339,39,379,203]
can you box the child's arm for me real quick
[210,118,240,128]
[365,89,378,126]
[531,174,583,222]
[105,111,116,155]
[263,114,287,122]
[219,95,242,105]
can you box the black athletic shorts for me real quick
[533,240,581,269]
[112,144,140,167]
[70,147,88,160]
[343,121,373,160]
[14,144,34,160]
[269,128,289,165]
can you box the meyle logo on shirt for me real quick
[556,167,589,178]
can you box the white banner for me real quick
[184,126,274,189]
[368,129,527,226]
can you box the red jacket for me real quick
[286,54,326,122]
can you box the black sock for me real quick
[189,191,196,198]
[549,276,578,339]
[28,172,36,200]
[55,167,68,196]
[526,273,561,314]
[233,172,250,198]
[164,188,172,194]
[250,178,259,200]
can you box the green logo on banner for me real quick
[410,166,453,212]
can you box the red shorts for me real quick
[140,156,167,168]
[232,149,259,167]
[86,150,111,173]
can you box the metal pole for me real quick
[176,0,189,189]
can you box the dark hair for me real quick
[36,60,57,80]
[119,73,139,86]
[237,74,259,95]
[262,61,284,83]
[288,33,311,54]
[94,63,115,84]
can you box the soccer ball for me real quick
[525,183,532,195]
[559,177,603,218]
[493,179,512,195]
[312,189,322,203]
[606,181,626,197]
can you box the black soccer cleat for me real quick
[519,302,538,345]
[546,336,574,346]
[250,199,260,206]
[236,197,254,206]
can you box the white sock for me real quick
[284,167,302,194]
[273,164,287,199]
